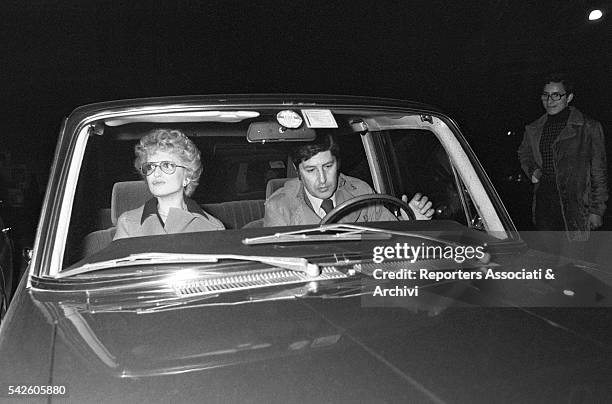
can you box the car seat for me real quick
[81,181,152,258]
[241,178,292,228]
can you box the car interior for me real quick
[62,110,470,268]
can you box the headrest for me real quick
[111,181,153,225]
[266,178,291,199]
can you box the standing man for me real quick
[518,73,608,256]
[264,135,434,227]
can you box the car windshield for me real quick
[47,104,511,278]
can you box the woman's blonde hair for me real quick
[134,129,202,197]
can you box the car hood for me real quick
[4,250,612,403]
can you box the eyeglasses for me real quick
[541,92,567,101]
[140,161,187,176]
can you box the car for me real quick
[1,94,611,403]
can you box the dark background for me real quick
[1,0,610,245]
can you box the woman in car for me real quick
[114,129,224,239]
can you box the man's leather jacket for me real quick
[518,107,608,240]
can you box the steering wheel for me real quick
[320,194,416,225]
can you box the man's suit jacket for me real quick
[263,174,396,227]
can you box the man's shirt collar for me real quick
[303,187,337,218]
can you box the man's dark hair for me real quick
[543,72,574,94]
[290,134,340,166]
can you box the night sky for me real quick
[1,0,610,180]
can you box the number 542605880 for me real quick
[7,385,67,396]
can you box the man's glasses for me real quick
[541,92,567,101]
[141,161,187,176]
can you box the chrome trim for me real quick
[362,133,385,193]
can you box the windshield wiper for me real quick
[243,223,493,265]
[57,253,321,279]
[242,223,393,245]
[242,223,469,247]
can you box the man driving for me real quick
[263,135,434,226]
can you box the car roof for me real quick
[65,94,447,124]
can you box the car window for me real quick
[63,131,376,262]
[195,140,288,203]
[335,134,374,188]
[377,129,467,224]
[56,108,507,272]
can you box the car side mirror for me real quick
[471,215,485,231]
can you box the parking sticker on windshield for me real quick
[301,109,338,128]
[276,110,303,128]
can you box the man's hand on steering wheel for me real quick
[319,193,435,225]
[401,193,434,220]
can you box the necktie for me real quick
[321,198,334,215]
